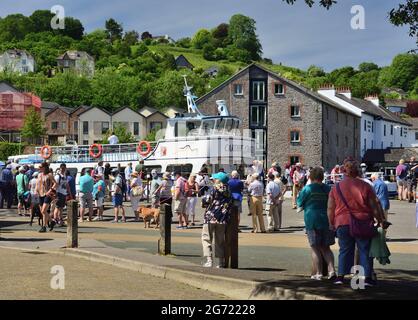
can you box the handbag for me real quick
[336,183,377,239]
[131,185,143,197]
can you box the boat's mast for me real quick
[183,75,203,116]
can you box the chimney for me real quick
[365,94,379,107]
[336,87,352,99]
[317,84,336,98]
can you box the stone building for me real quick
[195,63,361,170]
[57,51,95,77]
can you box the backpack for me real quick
[120,174,127,194]
[280,175,288,185]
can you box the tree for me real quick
[123,30,139,46]
[307,65,325,77]
[29,10,54,33]
[282,0,336,9]
[381,53,418,91]
[141,31,152,40]
[203,44,217,61]
[57,17,84,40]
[191,29,213,49]
[105,18,123,42]
[228,14,262,61]
[176,37,191,48]
[212,23,230,47]
[389,0,418,49]
[101,123,136,144]
[0,14,34,42]
[358,62,379,73]
[21,107,46,144]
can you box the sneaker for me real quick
[38,226,47,233]
[111,219,118,223]
[93,216,100,221]
[328,272,337,281]
[176,226,183,229]
[334,276,344,285]
[78,218,84,223]
[310,274,322,280]
[203,259,213,268]
[49,219,56,231]
[365,277,377,287]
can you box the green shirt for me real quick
[16,173,29,196]
[297,183,331,231]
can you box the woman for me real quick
[29,171,39,226]
[185,173,199,226]
[155,172,173,207]
[396,159,408,201]
[297,167,336,280]
[328,158,388,286]
[201,172,232,268]
[130,171,143,222]
[36,162,57,233]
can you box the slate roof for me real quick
[336,94,411,126]
[0,81,19,93]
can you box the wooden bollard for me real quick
[158,203,172,255]
[224,206,239,269]
[66,200,78,248]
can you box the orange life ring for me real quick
[89,144,103,159]
[40,145,52,159]
[137,140,152,157]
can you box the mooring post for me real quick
[158,203,172,255]
[66,200,78,248]
[224,205,239,269]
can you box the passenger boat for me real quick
[31,77,255,180]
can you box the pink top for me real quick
[329,177,375,229]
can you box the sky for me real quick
[0,0,416,71]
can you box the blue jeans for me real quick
[336,225,373,278]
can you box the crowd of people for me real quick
[1,155,414,286]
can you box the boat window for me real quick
[174,122,187,137]
[186,121,201,136]
[215,118,226,132]
[166,164,193,178]
[201,120,215,135]
[225,119,233,132]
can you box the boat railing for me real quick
[35,142,158,163]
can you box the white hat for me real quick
[32,172,39,178]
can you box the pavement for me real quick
[1,198,418,300]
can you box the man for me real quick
[79,169,94,222]
[196,169,210,197]
[52,163,71,227]
[108,132,119,145]
[248,173,266,233]
[94,161,105,179]
[135,160,145,179]
[0,164,15,209]
[111,169,126,223]
[173,171,188,229]
[228,170,244,231]
[124,163,133,200]
[407,157,418,203]
[92,174,106,221]
[150,169,161,208]
[292,163,306,209]
[16,166,29,216]
[371,173,390,221]
[265,173,281,232]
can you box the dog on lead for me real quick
[30,204,43,227]
[138,206,160,229]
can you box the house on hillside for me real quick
[204,66,219,78]
[0,82,41,143]
[385,99,408,114]
[318,87,411,157]
[175,55,194,70]
[138,106,168,135]
[152,35,175,44]
[0,49,35,74]
[57,51,95,77]
[196,63,361,170]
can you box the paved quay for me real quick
[1,200,417,299]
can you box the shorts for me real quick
[18,194,25,206]
[95,197,104,208]
[55,193,66,209]
[232,199,242,213]
[306,229,335,247]
[79,192,93,209]
[39,196,53,206]
[112,194,123,207]
[397,179,406,187]
[407,180,417,192]
[174,198,187,214]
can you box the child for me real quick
[111,169,126,223]
[93,174,106,221]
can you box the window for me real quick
[62,122,66,130]
[21,59,27,65]
[101,122,109,134]
[250,105,266,127]
[364,138,367,150]
[400,127,403,137]
[234,84,243,95]
[74,121,78,131]
[372,122,374,133]
[64,60,70,67]
[290,156,300,165]
[133,122,139,135]
[83,140,89,145]
[83,121,89,134]
[336,111,339,123]
[390,125,393,135]
[252,81,265,102]
[290,105,300,118]
[274,83,285,95]
[415,132,418,141]
[51,122,58,130]
[390,142,393,147]
[364,120,367,131]
[381,142,384,149]
[290,130,300,143]
[384,124,386,136]
[336,134,339,147]
[150,121,163,131]
[22,66,29,73]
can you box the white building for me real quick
[318,87,411,157]
[0,49,35,74]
